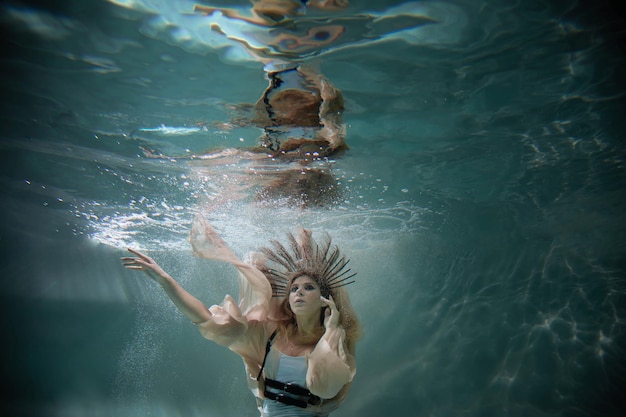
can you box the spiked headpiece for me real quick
[258,228,356,298]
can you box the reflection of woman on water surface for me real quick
[121,218,361,416]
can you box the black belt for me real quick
[264,378,321,409]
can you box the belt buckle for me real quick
[283,382,296,394]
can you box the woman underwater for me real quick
[121,218,361,416]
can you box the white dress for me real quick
[262,348,328,417]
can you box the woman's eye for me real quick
[291,286,299,293]
[306,284,316,291]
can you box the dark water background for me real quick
[1,0,625,416]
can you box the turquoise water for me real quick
[1,0,624,416]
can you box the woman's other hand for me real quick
[321,295,340,329]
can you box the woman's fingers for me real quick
[321,295,340,328]
[121,249,153,270]
[321,295,337,310]
[121,257,146,266]
[121,257,142,263]
[124,249,159,266]
[121,249,168,285]
[127,248,152,261]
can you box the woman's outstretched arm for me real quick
[122,248,212,324]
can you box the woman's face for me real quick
[288,275,323,316]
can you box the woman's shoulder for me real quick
[245,317,279,340]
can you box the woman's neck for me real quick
[293,314,323,342]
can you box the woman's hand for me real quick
[321,295,340,329]
[121,248,170,285]
[121,249,212,323]
[190,217,238,263]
